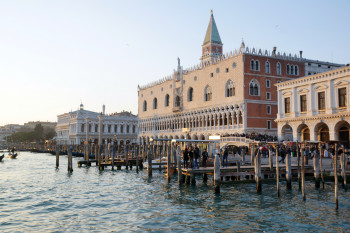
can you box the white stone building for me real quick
[56,104,138,145]
[304,59,343,76]
[276,66,350,147]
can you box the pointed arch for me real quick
[164,94,170,107]
[225,79,235,97]
[265,61,270,74]
[187,87,194,102]
[277,62,281,75]
[143,100,147,112]
[249,79,260,96]
[153,98,158,109]
[204,85,212,101]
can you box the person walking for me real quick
[222,146,228,167]
[194,146,200,169]
[188,146,194,169]
[201,149,208,167]
[183,147,189,169]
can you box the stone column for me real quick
[231,111,235,129]
[98,114,103,146]
[85,118,89,142]
[236,111,240,128]
[277,90,283,119]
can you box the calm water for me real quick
[0,152,349,232]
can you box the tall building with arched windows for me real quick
[137,11,343,144]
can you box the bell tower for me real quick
[201,10,223,63]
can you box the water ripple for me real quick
[0,152,349,232]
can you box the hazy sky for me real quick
[0,0,349,125]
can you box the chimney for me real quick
[102,104,105,115]
[272,47,277,56]
[299,51,303,58]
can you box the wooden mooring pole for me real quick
[214,153,221,194]
[167,144,171,183]
[255,149,262,193]
[319,144,324,189]
[148,146,152,177]
[297,144,301,190]
[276,145,280,197]
[269,146,273,171]
[56,145,59,168]
[136,145,139,173]
[314,151,320,188]
[111,144,115,171]
[286,150,292,190]
[301,145,306,201]
[251,145,255,166]
[341,151,347,191]
[335,144,338,209]
[177,146,183,185]
[68,146,73,172]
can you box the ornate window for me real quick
[277,62,281,75]
[175,96,181,107]
[250,60,255,70]
[165,94,170,107]
[249,79,260,96]
[81,124,84,133]
[300,95,307,112]
[255,60,260,71]
[284,97,291,114]
[338,87,347,108]
[225,80,235,97]
[265,61,270,74]
[291,65,295,75]
[188,87,194,102]
[95,124,98,132]
[127,125,130,133]
[318,92,326,110]
[133,125,136,133]
[204,85,212,101]
[143,101,147,112]
[295,65,299,75]
[266,79,271,88]
[287,64,290,75]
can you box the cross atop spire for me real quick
[201,10,223,62]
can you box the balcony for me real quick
[172,106,180,112]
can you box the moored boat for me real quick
[0,154,4,162]
[8,153,18,159]
[142,157,167,169]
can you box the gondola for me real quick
[0,154,4,162]
[8,153,18,159]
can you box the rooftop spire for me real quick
[203,10,222,46]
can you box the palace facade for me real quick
[56,104,138,145]
[276,66,350,146]
[137,11,342,144]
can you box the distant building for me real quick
[276,66,350,147]
[137,11,343,144]
[24,121,57,129]
[56,104,138,145]
[0,124,22,144]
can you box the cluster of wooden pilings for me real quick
[52,140,348,209]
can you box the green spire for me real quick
[203,10,222,45]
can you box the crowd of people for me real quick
[222,133,278,142]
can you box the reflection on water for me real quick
[0,152,349,232]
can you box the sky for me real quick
[0,0,349,125]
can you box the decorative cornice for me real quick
[275,66,350,89]
[275,111,350,123]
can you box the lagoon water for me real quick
[0,151,349,232]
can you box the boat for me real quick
[142,157,168,169]
[0,154,4,162]
[8,153,18,159]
